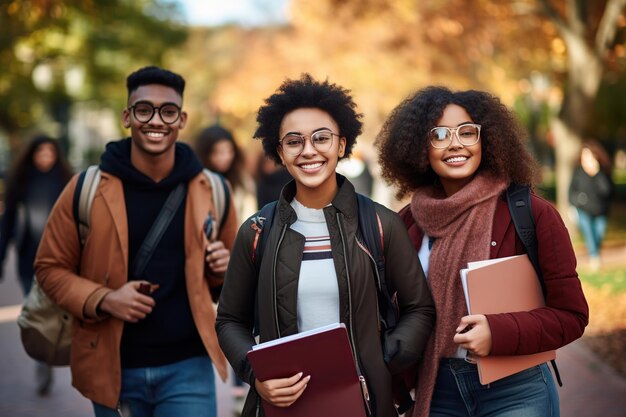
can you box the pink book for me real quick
[461,255,556,384]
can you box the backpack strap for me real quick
[505,184,545,295]
[131,183,186,278]
[356,194,413,412]
[73,165,101,247]
[505,183,562,387]
[250,201,278,336]
[202,169,231,241]
[356,194,398,331]
[252,201,278,270]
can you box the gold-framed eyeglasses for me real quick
[279,130,340,156]
[128,101,182,124]
[429,123,481,149]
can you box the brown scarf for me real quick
[409,173,507,417]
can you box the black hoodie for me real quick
[100,138,207,368]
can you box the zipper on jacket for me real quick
[272,224,288,338]
[336,212,372,416]
[356,237,382,332]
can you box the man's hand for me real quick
[453,314,492,357]
[206,240,230,275]
[255,373,310,407]
[98,281,158,323]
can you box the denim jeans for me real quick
[430,359,559,417]
[576,209,607,258]
[92,356,216,417]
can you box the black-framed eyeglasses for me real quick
[279,130,340,156]
[128,101,182,124]
[429,123,481,149]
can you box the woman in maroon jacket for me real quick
[376,86,588,417]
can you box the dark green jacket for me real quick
[216,175,435,417]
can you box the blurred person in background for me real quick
[568,139,614,271]
[255,153,292,208]
[336,147,374,197]
[0,134,73,395]
[195,124,257,223]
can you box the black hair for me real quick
[194,124,244,189]
[126,66,185,98]
[254,73,363,164]
[376,86,539,198]
[4,134,73,205]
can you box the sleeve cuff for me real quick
[84,287,114,320]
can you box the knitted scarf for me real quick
[409,173,507,417]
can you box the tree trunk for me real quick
[552,35,603,232]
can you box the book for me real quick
[247,323,367,417]
[460,255,556,385]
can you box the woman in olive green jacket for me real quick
[216,74,435,417]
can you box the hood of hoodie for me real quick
[99,138,203,189]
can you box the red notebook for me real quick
[247,323,367,417]
[461,255,556,384]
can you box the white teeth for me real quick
[446,156,467,163]
[145,132,165,138]
[301,162,323,169]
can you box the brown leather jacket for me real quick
[217,176,435,417]
[35,170,237,408]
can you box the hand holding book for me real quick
[255,372,311,408]
[453,314,492,358]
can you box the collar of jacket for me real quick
[275,173,358,225]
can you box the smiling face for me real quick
[277,108,346,208]
[428,104,482,196]
[122,84,187,165]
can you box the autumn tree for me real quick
[0,0,187,154]
[537,0,626,213]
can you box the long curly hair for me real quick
[254,73,363,164]
[376,86,539,198]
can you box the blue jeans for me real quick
[92,356,216,417]
[430,359,559,417]
[576,209,607,258]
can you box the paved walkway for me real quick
[1,248,625,416]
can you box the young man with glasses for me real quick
[35,66,238,417]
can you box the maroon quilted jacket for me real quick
[399,192,588,355]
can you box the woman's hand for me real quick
[254,372,311,407]
[453,314,492,357]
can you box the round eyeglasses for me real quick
[128,101,182,124]
[429,123,481,149]
[279,130,340,156]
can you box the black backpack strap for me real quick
[252,201,277,271]
[73,170,88,247]
[356,194,412,412]
[505,184,562,386]
[505,184,545,296]
[215,172,231,232]
[356,194,397,331]
[251,201,278,336]
[132,183,186,278]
